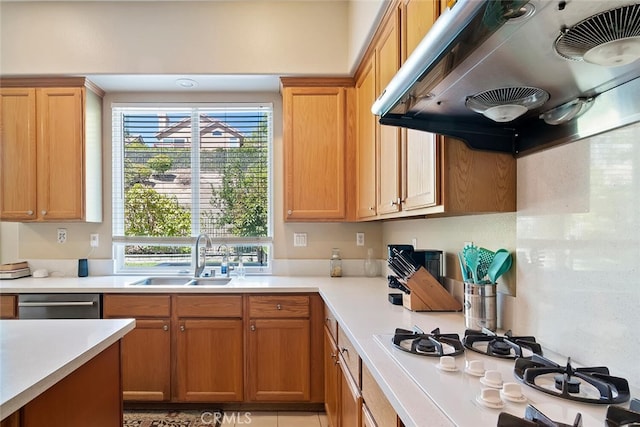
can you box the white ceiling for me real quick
[86,74,282,93]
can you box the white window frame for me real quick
[111,102,274,275]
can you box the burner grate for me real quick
[463,328,542,359]
[392,327,464,357]
[514,354,630,404]
[498,404,583,427]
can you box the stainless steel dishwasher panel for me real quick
[18,293,102,319]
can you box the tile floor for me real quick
[219,411,328,427]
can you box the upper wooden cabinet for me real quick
[375,7,403,217]
[402,0,440,59]
[281,78,355,222]
[355,56,377,220]
[353,0,515,220]
[0,78,103,222]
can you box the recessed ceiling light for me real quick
[176,78,198,88]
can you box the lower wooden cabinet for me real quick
[120,319,171,401]
[103,295,172,402]
[104,293,321,405]
[246,294,323,402]
[21,342,122,427]
[0,294,17,319]
[339,356,362,427]
[324,326,340,427]
[177,318,243,401]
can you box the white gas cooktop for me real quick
[373,333,635,427]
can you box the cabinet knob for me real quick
[340,347,349,355]
[250,324,256,331]
[180,325,185,332]
[287,209,292,215]
[27,210,34,216]
[276,304,282,310]
[368,206,375,211]
[41,210,47,216]
[163,324,169,331]
[330,352,337,359]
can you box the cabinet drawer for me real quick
[103,294,170,317]
[248,295,309,318]
[362,363,398,427]
[0,295,17,319]
[175,295,242,318]
[324,304,338,342]
[338,325,360,386]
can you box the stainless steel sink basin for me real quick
[129,276,191,286]
[185,278,231,286]
[129,276,231,286]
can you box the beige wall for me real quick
[347,0,388,74]
[0,1,352,76]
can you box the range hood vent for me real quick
[465,86,549,122]
[554,4,640,66]
[372,0,640,156]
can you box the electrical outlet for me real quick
[57,228,67,244]
[356,232,365,246]
[90,234,99,248]
[293,232,307,247]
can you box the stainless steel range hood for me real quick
[371,0,640,156]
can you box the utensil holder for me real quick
[403,267,462,312]
[464,282,497,331]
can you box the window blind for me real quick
[112,104,272,273]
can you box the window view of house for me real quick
[112,105,273,273]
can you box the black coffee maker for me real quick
[387,244,443,304]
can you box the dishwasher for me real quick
[18,294,102,319]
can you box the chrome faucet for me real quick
[194,233,212,278]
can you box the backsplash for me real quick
[511,122,640,389]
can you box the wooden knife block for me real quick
[402,267,462,312]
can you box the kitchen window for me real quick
[112,103,273,274]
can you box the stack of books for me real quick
[0,261,31,280]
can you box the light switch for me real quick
[293,232,307,247]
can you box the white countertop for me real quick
[0,275,462,425]
[1,275,635,426]
[0,318,135,420]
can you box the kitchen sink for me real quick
[185,278,231,286]
[128,276,231,286]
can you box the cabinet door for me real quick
[356,56,377,219]
[339,355,362,427]
[0,295,18,319]
[324,327,340,427]
[283,86,347,221]
[176,319,244,402]
[376,8,402,216]
[403,0,439,60]
[0,88,37,220]
[36,87,84,220]
[119,319,171,401]
[401,0,440,212]
[247,318,310,401]
[402,130,438,210]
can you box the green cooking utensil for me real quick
[488,250,512,283]
[457,251,470,282]
[463,244,480,283]
[477,247,495,282]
